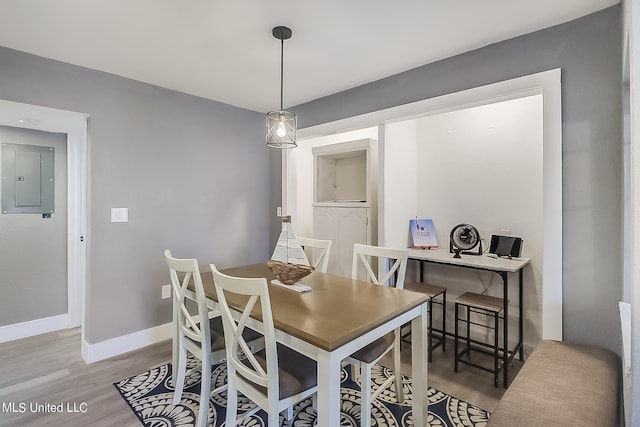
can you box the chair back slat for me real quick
[230,294,268,387]
[298,237,332,273]
[211,264,279,398]
[352,244,409,289]
[165,250,210,348]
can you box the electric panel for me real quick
[2,143,54,214]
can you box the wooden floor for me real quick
[392,334,521,413]
[0,328,520,426]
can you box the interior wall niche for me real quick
[288,127,379,239]
[384,94,544,352]
[291,69,561,344]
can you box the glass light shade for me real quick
[266,110,297,148]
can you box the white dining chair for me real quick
[346,243,408,427]
[298,236,332,273]
[210,263,318,426]
[165,250,262,427]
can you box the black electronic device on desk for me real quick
[449,223,482,258]
[489,235,523,259]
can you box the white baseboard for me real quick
[0,314,70,343]
[81,322,172,364]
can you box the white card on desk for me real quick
[271,279,311,293]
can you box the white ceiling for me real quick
[0,0,620,113]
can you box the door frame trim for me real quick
[0,99,88,342]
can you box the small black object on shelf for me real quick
[489,235,523,259]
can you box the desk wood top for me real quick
[200,263,429,352]
[408,248,530,273]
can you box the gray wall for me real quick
[0,46,274,343]
[0,126,67,326]
[294,6,623,353]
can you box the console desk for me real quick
[408,248,530,387]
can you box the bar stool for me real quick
[454,291,504,387]
[403,281,447,362]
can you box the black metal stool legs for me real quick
[493,310,499,387]
[454,301,459,373]
[441,290,446,353]
[465,304,471,360]
[402,283,447,363]
[428,298,434,363]
[453,292,504,388]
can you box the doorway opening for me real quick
[0,99,88,349]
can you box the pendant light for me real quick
[266,26,297,149]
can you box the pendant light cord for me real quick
[280,38,284,111]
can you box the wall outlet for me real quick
[161,284,171,299]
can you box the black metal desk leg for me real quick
[519,268,524,360]
[501,271,509,388]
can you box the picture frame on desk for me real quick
[409,218,438,249]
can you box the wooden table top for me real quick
[200,263,429,352]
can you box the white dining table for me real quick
[173,263,430,426]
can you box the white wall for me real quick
[384,94,544,350]
[382,121,417,248]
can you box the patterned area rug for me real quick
[114,356,490,426]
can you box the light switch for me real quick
[111,207,128,223]
[161,284,171,299]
